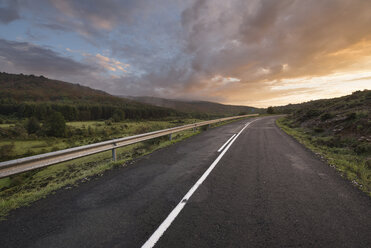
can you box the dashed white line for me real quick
[217,134,236,152]
[141,119,257,248]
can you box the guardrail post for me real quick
[112,148,117,161]
[169,134,172,141]
[193,127,196,132]
[112,143,117,161]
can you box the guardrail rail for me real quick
[0,114,258,178]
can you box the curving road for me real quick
[0,116,370,248]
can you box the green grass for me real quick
[0,119,202,161]
[0,140,69,156]
[0,116,253,219]
[276,117,371,197]
[0,124,12,128]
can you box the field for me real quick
[0,119,201,161]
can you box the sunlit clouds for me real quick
[0,0,370,107]
[211,76,240,85]
[92,54,130,74]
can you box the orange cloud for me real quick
[94,54,130,73]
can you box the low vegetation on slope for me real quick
[276,90,371,196]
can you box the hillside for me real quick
[0,72,182,121]
[125,96,263,116]
[0,73,112,102]
[280,90,370,140]
[276,90,371,195]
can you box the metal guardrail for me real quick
[0,114,258,178]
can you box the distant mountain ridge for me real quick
[124,96,263,115]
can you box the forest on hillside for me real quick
[0,72,187,122]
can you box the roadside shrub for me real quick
[314,127,324,133]
[9,175,25,188]
[26,117,41,134]
[354,143,371,155]
[0,127,10,138]
[356,111,368,119]
[25,149,35,156]
[356,125,363,131]
[10,123,28,138]
[346,112,356,120]
[315,136,344,148]
[143,136,167,147]
[320,112,333,121]
[267,106,274,114]
[28,134,38,139]
[43,111,66,137]
[134,126,150,134]
[112,109,125,122]
[300,109,322,121]
[105,119,113,126]
[88,126,94,136]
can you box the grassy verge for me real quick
[0,118,202,161]
[276,117,370,197]
[0,116,252,219]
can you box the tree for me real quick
[267,106,274,114]
[44,111,66,137]
[26,117,40,134]
[112,109,125,122]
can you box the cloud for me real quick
[182,0,371,79]
[89,53,130,73]
[0,0,20,24]
[211,75,240,84]
[0,38,97,78]
[0,0,370,106]
[176,0,371,103]
[24,0,165,41]
[0,39,134,94]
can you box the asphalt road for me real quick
[0,116,370,248]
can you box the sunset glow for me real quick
[0,0,370,107]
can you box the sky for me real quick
[0,0,370,107]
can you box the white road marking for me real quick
[141,120,257,248]
[217,134,236,152]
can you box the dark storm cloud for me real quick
[0,0,20,24]
[0,39,96,77]
[25,0,177,42]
